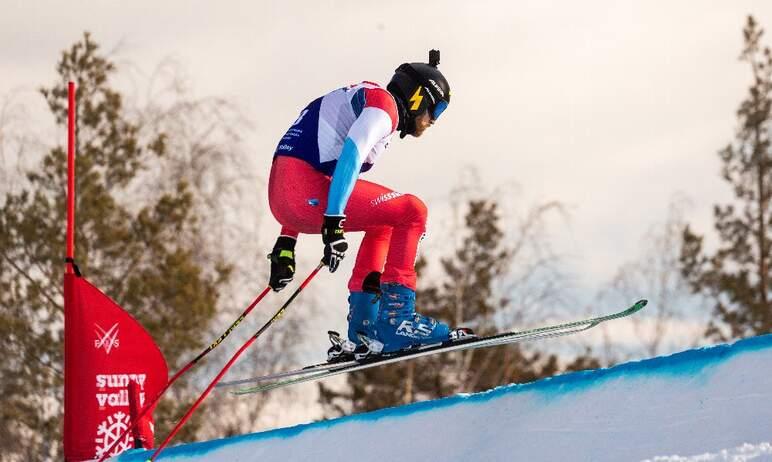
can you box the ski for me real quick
[218,358,356,388]
[226,299,647,395]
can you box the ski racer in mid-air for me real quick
[266,50,473,361]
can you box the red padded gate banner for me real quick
[64,273,168,461]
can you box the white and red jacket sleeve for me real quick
[326,88,398,216]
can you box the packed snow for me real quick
[115,334,772,462]
[642,442,772,462]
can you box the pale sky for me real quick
[3,0,772,330]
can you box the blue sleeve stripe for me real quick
[350,88,366,117]
[326,138,363,216]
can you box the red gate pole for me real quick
[66,81,76,274]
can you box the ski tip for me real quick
[635,299,648,309]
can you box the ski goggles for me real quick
[431,100,448,120]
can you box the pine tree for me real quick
[0,33,231,458]
[681,16,772,340]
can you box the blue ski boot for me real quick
[375,283,456,353]
[327,292,381,362]
[327,272,384,362]
[346,291,379,343]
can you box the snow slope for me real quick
[116,334,772,462]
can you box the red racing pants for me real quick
[268,156,426,291]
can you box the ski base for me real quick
[219,299,647,395]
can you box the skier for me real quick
[267,50,473,361]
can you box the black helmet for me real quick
[387,49,451,138]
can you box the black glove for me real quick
[321,215,348,272]
[268,236,296,291]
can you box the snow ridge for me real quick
[116,334,772,462]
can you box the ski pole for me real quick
[149,262,325,461]
[97,286,272,462]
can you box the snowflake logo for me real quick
[94,411,132,459]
